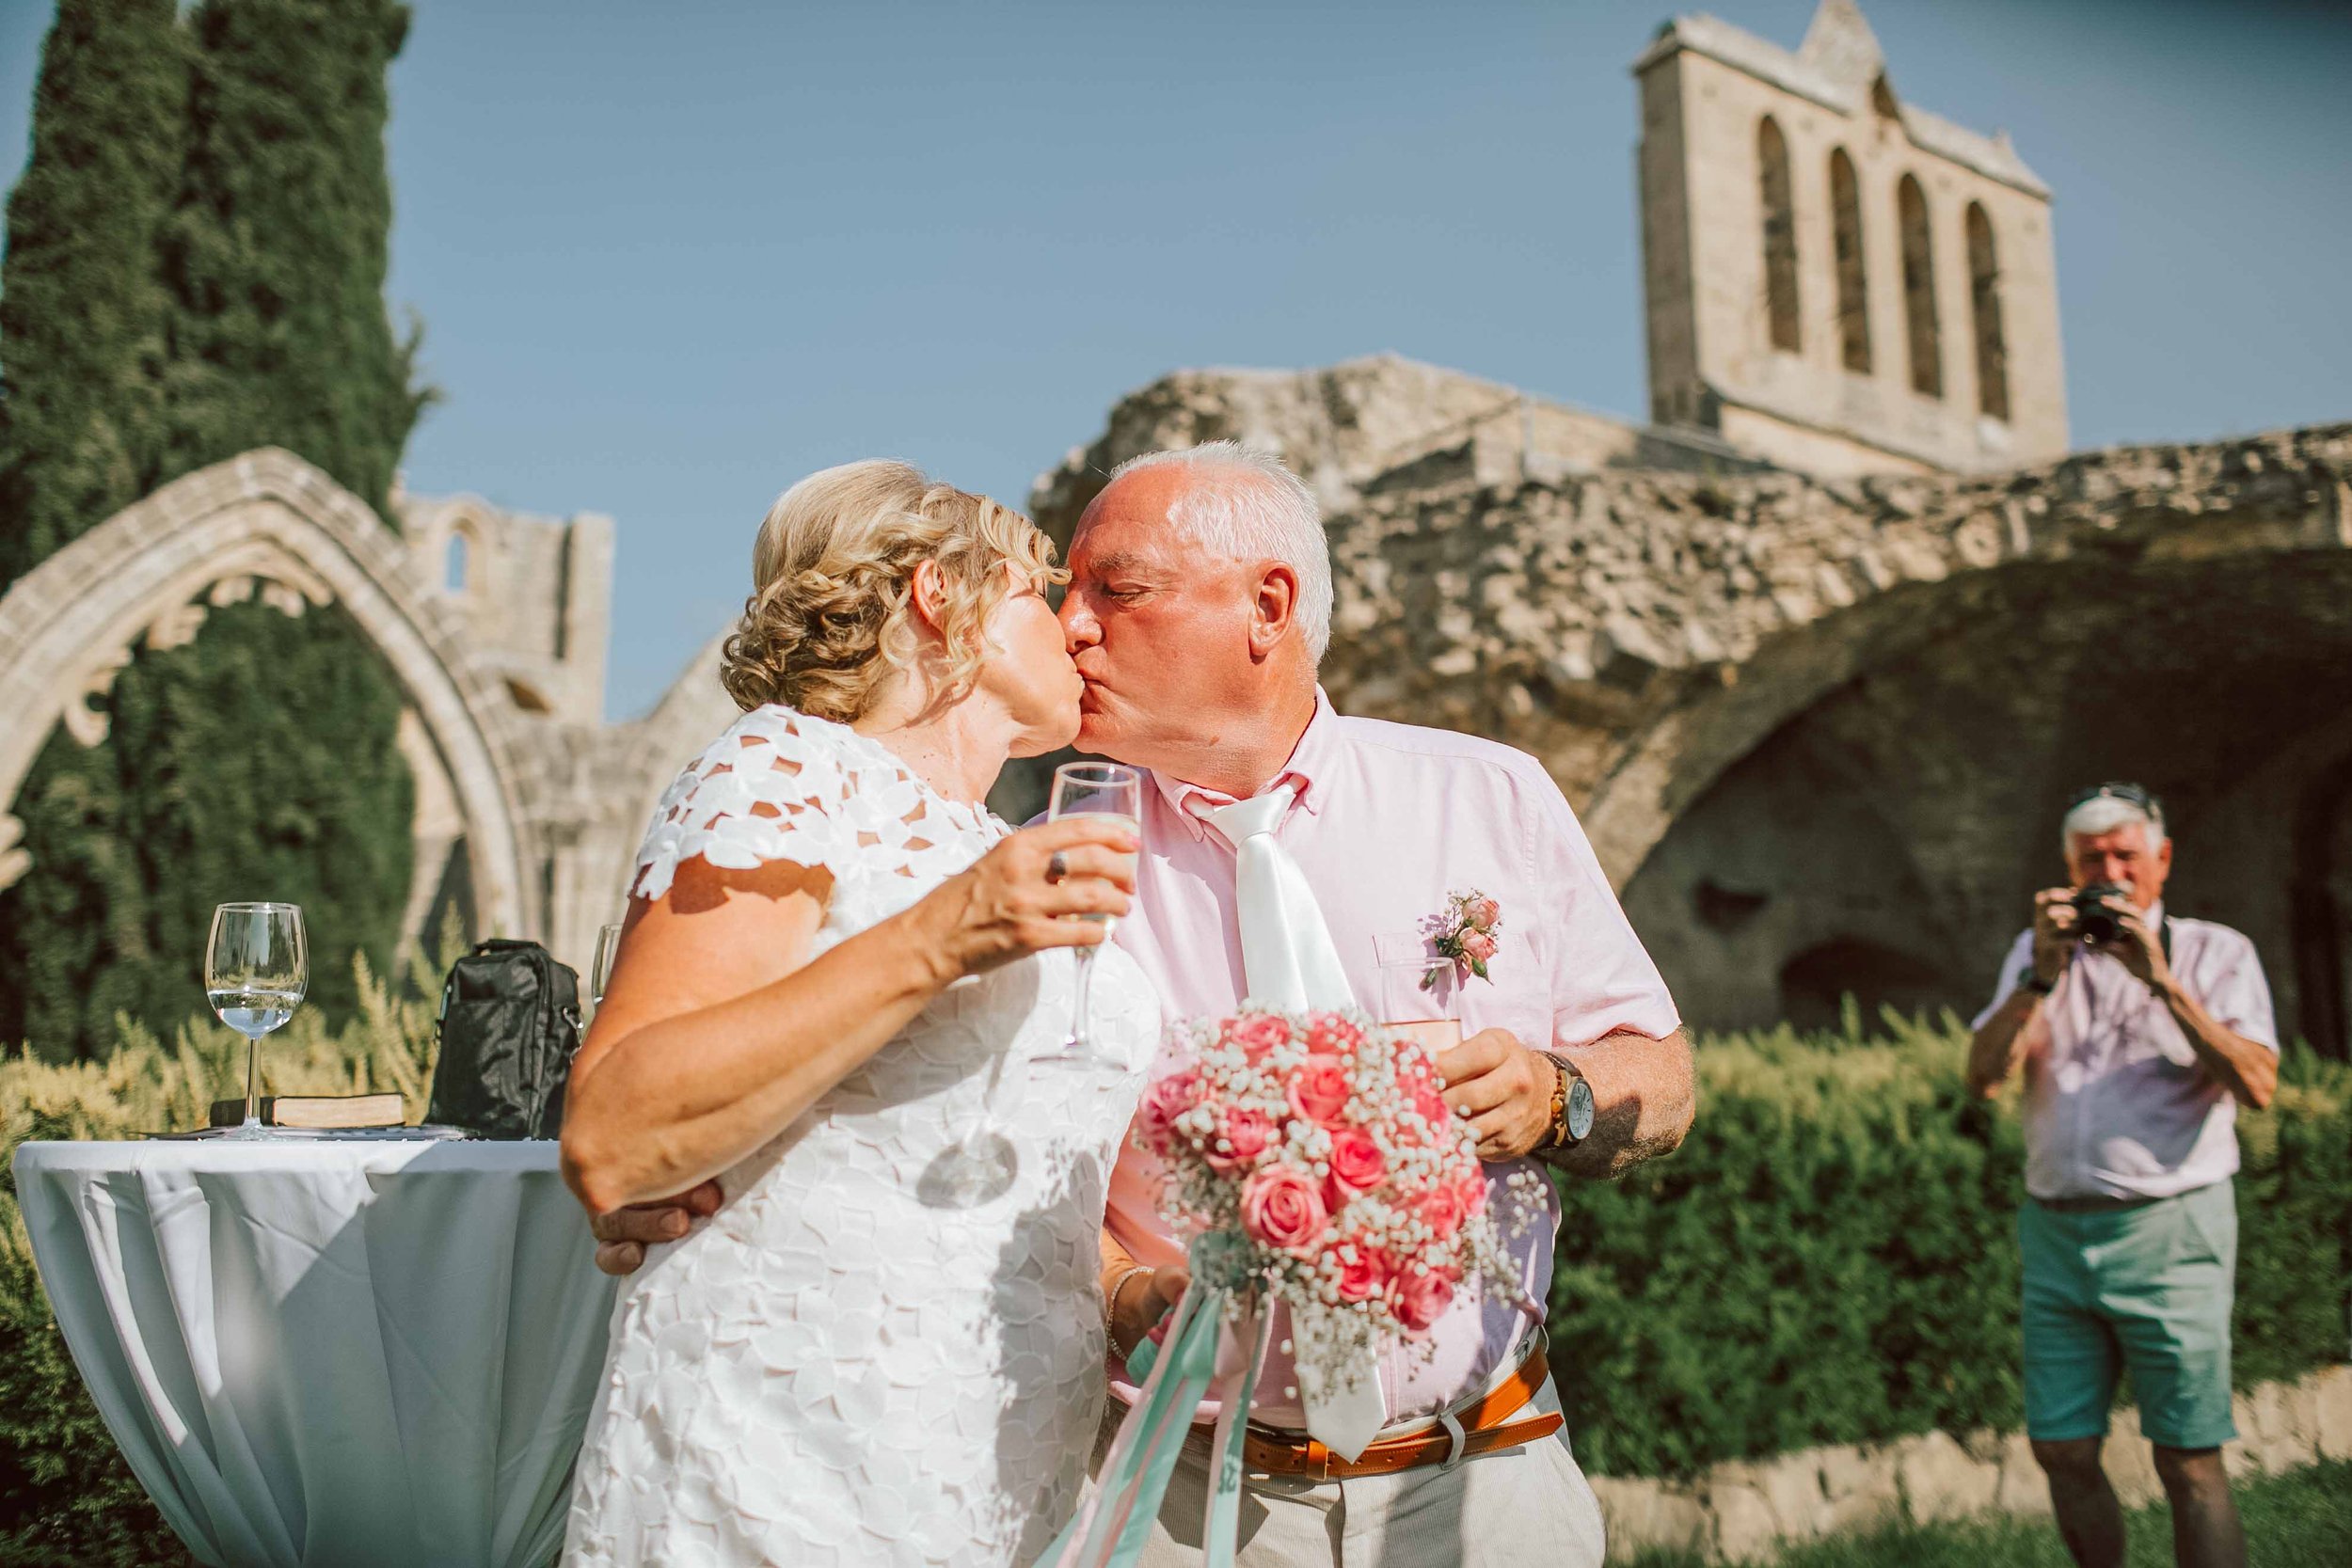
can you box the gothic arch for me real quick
[1593,481,2352,1037]
[1757,116,1801,353]
[1582,475,2352,889]
[0,449,532,934]
[1829,147,1871,373]
[1898,172,1942,399]
[1966,202,2010,422]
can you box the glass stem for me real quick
[1070,944,1099,1051]
[242,1033,261,1129]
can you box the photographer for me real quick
[1967,784,2278,1568]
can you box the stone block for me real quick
[2259,1379,2319,1473]
[2105,1413,2164,1508]
[1817,1444,1899,1534]
[2314,1365,2352,1462]
[1897,1429,1998,1524]
[1756,1449,1831,1541]
[2225,1394,2264,1478]
[1588,1475,1708,1562]
[1994,1433,2054,1517]
[1708,1481,1779,1564]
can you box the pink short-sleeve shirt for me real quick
[1102,689,1680,1426]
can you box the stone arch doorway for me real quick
[1611,544,2352,1044]
[0,449,532,940]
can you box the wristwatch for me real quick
[1536,1054,1595,1151]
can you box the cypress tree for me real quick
[162,0,429,511]
[0,0,425,1060]
[0,0,184,588]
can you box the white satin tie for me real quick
[1191,783,1386,1458]
[1190,785,1357,1014]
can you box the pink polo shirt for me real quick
[1103,689,1680,1427]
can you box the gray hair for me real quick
[1102,441,1333,663]
[2061,795,2167,855]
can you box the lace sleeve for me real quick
[630,709,855,901]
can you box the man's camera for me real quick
[2072,881,2134,945]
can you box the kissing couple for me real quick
[557,444,1693,1567]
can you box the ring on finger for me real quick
[1045,850,1070,884]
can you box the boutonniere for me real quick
[1423,889,1502,987]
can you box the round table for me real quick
[12,1138,617,1568]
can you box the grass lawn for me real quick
[1629,1459,2352,1567]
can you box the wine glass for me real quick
[1375,947,1464,1058]
[1034,761,1144,1070]
[205,903,308,1138]
[590,923,624,1009]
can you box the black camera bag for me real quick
[426,939,583,1139]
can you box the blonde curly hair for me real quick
[719,459,1065,721]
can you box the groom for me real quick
[1060,443,1689,1566]
[596,443,1692,1564]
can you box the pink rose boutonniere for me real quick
[1424,888,1502,987]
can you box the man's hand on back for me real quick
[589,1180,723,1275]
[1437,1029,1555,1161]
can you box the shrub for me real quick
[1552,1009,2352,1480]
[0,944,444,1566]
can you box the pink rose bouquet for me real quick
[1137,1006,1537,1382]
[1057,1008,1545,1564]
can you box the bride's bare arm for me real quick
[562,816,1137,1214]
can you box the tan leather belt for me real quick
[1186,1339,1560,1481]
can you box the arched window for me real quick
[1966,202,2010,422]
[1829,149,1871,373]
[443,531,471,594]
[1898,174,1941,399]
[1757,116,1800,353]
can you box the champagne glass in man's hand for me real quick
[206,902,308,1137]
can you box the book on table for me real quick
[207,1093,406,1130]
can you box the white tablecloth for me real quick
[12,1138,616,1568]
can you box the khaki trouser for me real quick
[1089,1377,1607,1568]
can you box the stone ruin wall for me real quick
[1029,363,2352,1047]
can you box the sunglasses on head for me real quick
[2068,781,2163,819]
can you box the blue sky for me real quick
[4,0,2348,719]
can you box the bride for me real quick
[559,460,1159,1567]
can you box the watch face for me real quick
[1565,1076,1596,1141]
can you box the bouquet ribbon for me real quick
[1042,1284,1273,1568]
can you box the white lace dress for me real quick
[563,706,1159,1568]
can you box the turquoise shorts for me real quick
[2018,1179,2238,1450]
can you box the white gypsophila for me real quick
[1134,1006,1544,1389]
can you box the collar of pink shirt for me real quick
[1144,695,1332,832]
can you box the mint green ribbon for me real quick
[1039,1285,1269,1568]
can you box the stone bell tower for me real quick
[1634,0,2068,476]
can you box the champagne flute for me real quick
[590,923,624,1009]
[1375,946,1464,1057]
[1034,761,1143,1069]
[205,903,308,1138]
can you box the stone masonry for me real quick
[1635,1,2068,476]
[1031,365,2352,1047]
[1585,1361,2352,1562]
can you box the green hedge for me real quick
[1551,1010,2352,1480]
[1,948,441,1566]
[6,1004,2347,1559]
